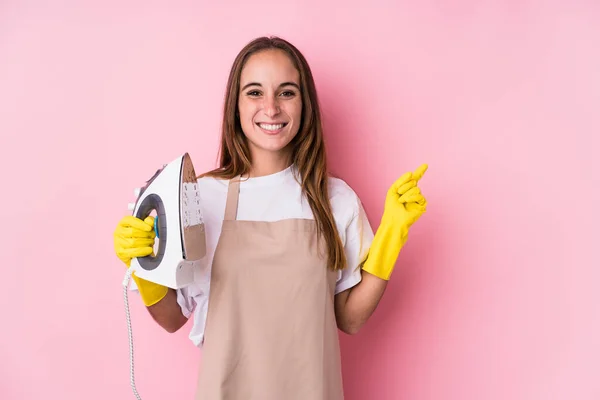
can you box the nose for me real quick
[263,94,280,117]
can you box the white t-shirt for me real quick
[133,165,374,347]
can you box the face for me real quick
[237,49,303,158]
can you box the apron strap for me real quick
[224,176,241,221]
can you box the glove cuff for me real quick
[132,274,169,307]
[361,221,408,280]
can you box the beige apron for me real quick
[195,177,344,400]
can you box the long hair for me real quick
[199,36,346,271]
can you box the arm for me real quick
[334,268,387,335]
[114,215,189,333]
[146,289,189,333]
[334,164,429,334]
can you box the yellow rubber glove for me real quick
[114,215,169,306]
[362,164,428,280]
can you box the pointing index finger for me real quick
[390,171,412,192]
[413,164,428,181]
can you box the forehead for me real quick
[240,49,300,85]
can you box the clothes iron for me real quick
[121,152,206,399]
[128,152,206,289]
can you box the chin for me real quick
[248,130,297,154]
[254,141,293,154]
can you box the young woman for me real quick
[114,36,428,399]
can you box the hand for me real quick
[362,164,428,280]
[113,215,168,306]
[114,216,156,266]
[383,163,428,231]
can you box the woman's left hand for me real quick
[384,163,428,230]
[361,164,428,280]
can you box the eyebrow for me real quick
[240,81,300,91]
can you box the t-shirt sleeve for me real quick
[176,285,199,319]
[335,196,375,294]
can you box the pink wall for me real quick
[1,1,599,399]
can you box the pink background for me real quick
[1,1,599,399]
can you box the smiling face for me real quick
[237,49,303,161]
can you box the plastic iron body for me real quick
[129,153,206,289]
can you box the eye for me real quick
[280,90,296,98]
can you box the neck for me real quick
[247,147,292,178]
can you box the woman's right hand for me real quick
[114,215,168,307]
[113,215,156,267]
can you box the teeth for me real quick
[259,123,284,131]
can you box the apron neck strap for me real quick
[224,176,241,221]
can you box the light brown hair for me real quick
[199,36,346,271]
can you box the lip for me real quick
[255,122,288,135]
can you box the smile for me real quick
[257,122,288,131]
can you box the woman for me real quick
[114,36,428,399]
